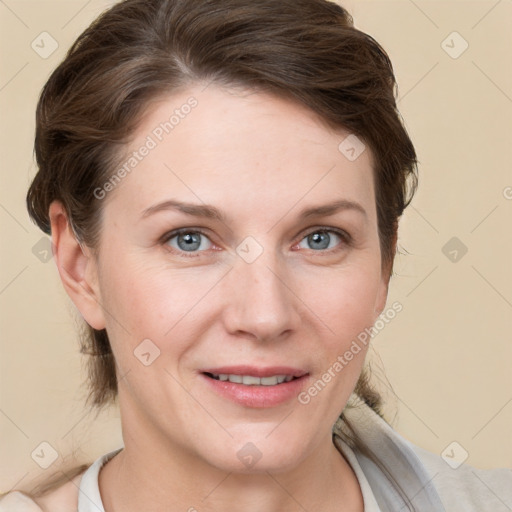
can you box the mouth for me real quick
[203,372,299,386]
[199,366,310,408]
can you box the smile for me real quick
[205,373,296,385]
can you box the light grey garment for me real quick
[334,394,446,511]
[335,393,512,511]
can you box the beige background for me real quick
[1,0,511,495]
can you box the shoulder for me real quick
[341,396,512,511]
[0,471,85,512]
[408,441,512,511]
[0,491,43,512]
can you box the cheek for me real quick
[96,251,167,341]
[97,251,215,359]
[301,263,382,346]
[294,268,379,424]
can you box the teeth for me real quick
[211,374,296,386]
[243,375,261,385]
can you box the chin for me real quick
[195,429,312,475]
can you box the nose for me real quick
[221,247,301,342]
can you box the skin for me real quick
[49,83,391,512]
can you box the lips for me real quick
[199,365,310,408]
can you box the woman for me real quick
[1,0,510,510]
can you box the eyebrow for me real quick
[140,198,367,221]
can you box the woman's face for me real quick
[79,84,389,472]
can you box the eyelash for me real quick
[160,226,352,258]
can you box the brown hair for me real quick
[21,0,418,505]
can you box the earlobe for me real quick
[48,201,106,330]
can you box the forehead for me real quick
[103,84,377,225]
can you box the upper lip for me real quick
[200,366,309,378]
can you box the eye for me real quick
[161,226,351,258]
[162,229,214,257]
[296,227,350,253]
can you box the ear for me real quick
[48,201,106,330]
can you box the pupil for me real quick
[310,231,329,250]
[178,232,201,251]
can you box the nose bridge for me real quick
[223,240,299,340]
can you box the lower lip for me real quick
[200,373,309,408]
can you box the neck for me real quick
[98,394,363,512]
[99,439,363,512]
